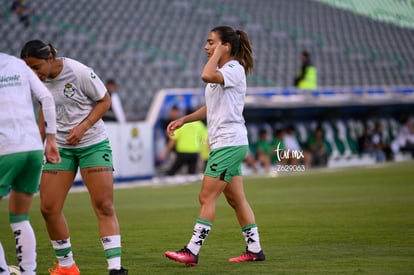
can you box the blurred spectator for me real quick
[391,117,414,157]
[168,105,181,123]
[200,135,210,171]
[11,0,34,28]
[158,109,207,176]
[293,50,317,90]
[357,127,375,156]
[102,79,126,123]
[243,127,259,173]
[243,150,258,174]
[283,125,312,167]
[156,105,181,168]
[161,105,181,131]
[371,122,391,162]
[307,125,329,167]
[255,128,272,173]
[270,128,286,165]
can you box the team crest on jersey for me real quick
[63,83,76,98]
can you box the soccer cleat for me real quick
[228,248,266,262]
[48,262,80,275]
[165,246,199,266]
[109,267,128,275]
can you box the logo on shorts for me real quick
[209,163,218,172]
[102,153,110,162]
[63,83,76,98]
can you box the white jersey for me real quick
[205,60,248,150]
[44,57,107,148]
[0,52,56,156]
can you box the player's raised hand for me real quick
[213,42,229,58]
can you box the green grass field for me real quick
[1,161,414,274]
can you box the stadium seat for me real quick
[1,0,413,120]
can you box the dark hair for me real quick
[302,50,310,58]
[259,128,268,136]
[211,26,254,75]
[106,79,117,85]
[20,40,57,60]
[170,105,180,111]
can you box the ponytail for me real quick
[235,29,254,75]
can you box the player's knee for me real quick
[94,200,115,217]
[225,193,247,210]
[225,196,238,209]
[198,192,214,206]
[40,203,60,219]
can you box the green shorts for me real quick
[43,139,113,172]
[0,150,44,196]
[205,145,248,183]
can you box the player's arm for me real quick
[166,106,207,137]
[82,92,111,128]
[158,138,177,161]
[28,66,60,163]
[201,43,228,84]
[28,65,56,140]
[78,67,111,128]
[66,92,111,145]
[182,105,206,123]
[66,66,110,145]
[37,105,46,141]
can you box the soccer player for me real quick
[164,26,265,266]
[20,40,127,275]
[0,52,60,274]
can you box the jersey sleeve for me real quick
[77,62,107,101]
[27,66,57,134]
[219,62,244,88]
